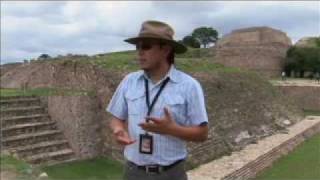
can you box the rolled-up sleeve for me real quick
[186,81,208,126]
[106,75,129,121]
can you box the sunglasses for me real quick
[136,43,153,51]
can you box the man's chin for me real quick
[139,65,149,71]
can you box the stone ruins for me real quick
[214,26,292,77]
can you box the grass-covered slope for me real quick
[90,47,240,73]
[255,133,320,180]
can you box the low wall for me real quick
[222,120,320,180]
[40,95,104,159]
[275,85,320,111]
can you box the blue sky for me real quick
[1,1,319,64]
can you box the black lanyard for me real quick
[144,77,170,121]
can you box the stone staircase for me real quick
[0,96,77,165]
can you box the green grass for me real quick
[42,157,124,180]
[0,88,95,97]
[89,48,242,73]
[304,109,320,116]
[28,47,247,74]
[0,155,123,180]
[255,133,320,180]
[0,154,39,180]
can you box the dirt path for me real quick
[271,79,320,87]
[187,116,320,180]
[0,170,17,180]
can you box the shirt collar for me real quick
[138,65,180,84]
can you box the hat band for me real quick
[138,32,173,41]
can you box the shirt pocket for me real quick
[164,94,186,125]
[125,91,144,116]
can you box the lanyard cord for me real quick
[144,77,170,122]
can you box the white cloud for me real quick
[1,1,319,64]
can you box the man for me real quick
[107,20,208,180]
[316,72,320,84]
[281,71,286,81]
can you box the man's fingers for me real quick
[114,130,135,145]
[145,116,162,124]
[114,130,124,136]
[139,122,158,129]
[139,122,160,133]
[164,107,172,120]
[117,136,136,145]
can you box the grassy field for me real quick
[255,133,320,180]
[0,154,124,180]
[304,109,320,116]
[0,154,39,180]
[0,88,94,97]
[42,157,124,180]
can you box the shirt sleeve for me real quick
[106,75,130,121]
[186,80,209,126]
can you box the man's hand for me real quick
[139,107,208,142]
[139,107,178,135]
[110,118,135,146]
[113,128,136,145]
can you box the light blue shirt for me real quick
[107,65,208,166]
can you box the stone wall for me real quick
[0,61,121,160]
[39,96,103,159]
[214,46,287,76]
[214,27,292,77]
[222,120,320,180]
[275,85,320,111]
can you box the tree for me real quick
[182,35,200,48]
[191,27,218,48]
[284,46,320,78]
[314,37,320,48]
[38,54,51,60]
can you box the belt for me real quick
[128,159,184,174]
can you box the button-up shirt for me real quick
[107,65,208,166]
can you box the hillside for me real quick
[295,37,320,48]
[0,48,303,168]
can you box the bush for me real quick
[284,46,320,78]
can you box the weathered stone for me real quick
[37,172,48,179]
[214,26,292,77]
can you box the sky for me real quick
[1,1,319,64]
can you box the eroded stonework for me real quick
[214,27,292,77]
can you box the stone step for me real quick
[2,130,64,149]
[0,96,37,100]
[1,114,50,128]
[0,97,39,102]
[1,121,57,137]
[0,106,45,117]
[10,140,70,158]
[45,157,78,166]
[0,98,41,109]
[25,148,74,164]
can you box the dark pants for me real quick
[124,161,188,180]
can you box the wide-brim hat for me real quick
[124,20,187,54]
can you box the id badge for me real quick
[139,134,153,154]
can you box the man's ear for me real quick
[163,45,173,56]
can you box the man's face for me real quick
[135,40,170,71]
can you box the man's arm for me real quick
[169,123,208,142]
[110,117,136,145]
